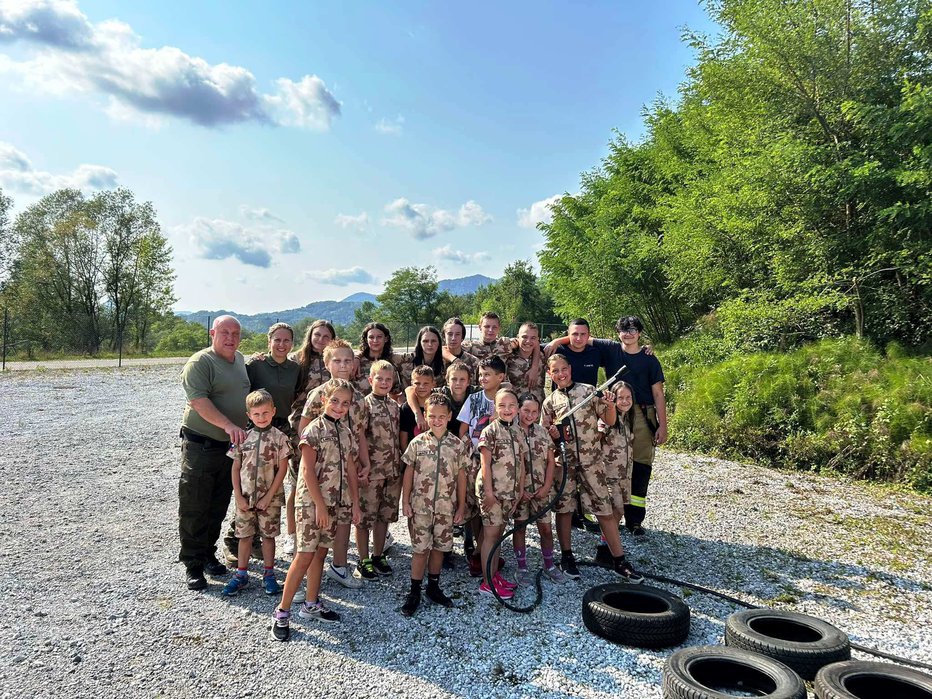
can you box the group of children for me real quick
[220,314,643,643]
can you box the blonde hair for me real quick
[445,360,471,378]
[246,389,274,409]
[322,378,354,399]
[495,387,519,405]
[369,359,395,376]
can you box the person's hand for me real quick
[352,503,362,525]
[534,487,549,501]
[507,499,520,517]
[453,506,465,525]
[415,411,428,433]
[314,502,329,528]
[643,344,653,356]
[483,490,498,511]
[403,500,413,518]
[601,389,615,404]
[235,494,250,512]
[548,424,561,441]
[654,424,668,446]
[225,424,247,445]
[543,343,557,359]
[351,357,360,379]
[510,338,520,351]
[255,495,271,512]
[521,490,533,503]
[524,368,539,388]
[358,467,370,487]
[251,352,267,361]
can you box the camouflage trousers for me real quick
[409,511,454,554]
[554,456,612,517]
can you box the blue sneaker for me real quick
[222,573,249,596]
[263,572,280,596]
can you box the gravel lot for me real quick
[1,365,929,698]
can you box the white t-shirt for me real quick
[456,389,495,448]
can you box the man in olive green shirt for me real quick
[179,315,250,590]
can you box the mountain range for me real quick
[177,274,495,331]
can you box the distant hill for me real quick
[439,274,495,296]
[177,275,494,332]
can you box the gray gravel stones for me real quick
[0,366,929,698]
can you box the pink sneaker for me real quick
[479,579,514,600]
[494,572,517,591]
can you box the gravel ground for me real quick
[1,366,929,698]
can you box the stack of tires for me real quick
[581,587,932,698]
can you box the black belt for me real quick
[180,427,230,450]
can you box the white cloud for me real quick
[432,244,491,265]
[179,217,300,268]
[517,193,562,229]
[334,212,369,231]
[0,0,340,129]
[381,198,491,239]
[375,115,404,135]
[0,140,118,194]
[239,205,285,224]
[305,266,376,286]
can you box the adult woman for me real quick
[399,325,444,387]
[354,322,403,396]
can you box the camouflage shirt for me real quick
[354,352,404,397]
[541,382,608,467]
[462,337,514,363]
[506,350,546,402]
[297,415,358,508]
[518,422,553,493]
[302,380,367,434]
[228,426,290,508]
[401,431,469,516]
[288,354,330,429]
[477,419,527,500]
[361,393,401,481]
[398,353,445,388]
[600,418,633,482]
[443,349,479,383]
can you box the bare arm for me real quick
[652,382,668,445]
[454,468,467,524]
[347,452,361,524]
[189,398,246,444]
[401,462,415,517]
[231,455,248,511]
[300,444,329,528]
[480,446,497,509]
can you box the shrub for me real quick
[666,337,932,493]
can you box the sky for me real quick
[0,0,720,314]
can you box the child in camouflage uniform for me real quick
[222,390,291,597]
[506,322,546,403]
[461,312,516,363]
[399,394,468,617]
[272,380,362,641]
[355,360,402,580]
[512,392,566,585]
[595,381,635,567]
[477,388,527,599]
[541,354,642,583]
[300,339,370,589]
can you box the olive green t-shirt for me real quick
[245,355,301,421]
[181,348,250,442]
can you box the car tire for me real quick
[725,608,850,680]
[582,583,689,649]
[663,646,807,699]
[814,660,932,699]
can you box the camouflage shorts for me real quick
[409,511,454,555]
[478,491,516,528]
[607,477,631,512]
[462,455,480,521]
[358,476,401,529]
[515,492,553,522]
[295,503,348,554]
[234,505,282,539]
[555,459,612,517]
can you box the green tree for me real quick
[472,260,561,333]
[376,266,440,329]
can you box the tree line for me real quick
[540,0,931,351]
[0,188,175,357]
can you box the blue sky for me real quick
[0,0,719,313]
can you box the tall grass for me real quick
[665,337,932,493]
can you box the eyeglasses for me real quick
[620,328,640,335]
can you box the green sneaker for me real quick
[357,558,377,581]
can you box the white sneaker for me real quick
[543,566,568,584]
[282,534,295,556]
[383,531,396,556]
[327,563,363,589]
[292,583,306,605]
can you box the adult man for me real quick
[547,318,602,387]
[179,315,250,590]
[591,315,667,534]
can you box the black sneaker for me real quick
[357,558,378,580]
[560,553,581,580]
[400,589,421,617]
[594,544,613,569]
[372,556,393,576]
[571,512,586,530]
[614,556,644,583]
[204,555,229,577]
[582,514,601,533]
[426,586,454,608]
[185,565,207,591]
[442,551,455,570]
[629,525,647,537]
[270,608,290,642]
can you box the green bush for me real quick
[666,337,932,492]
